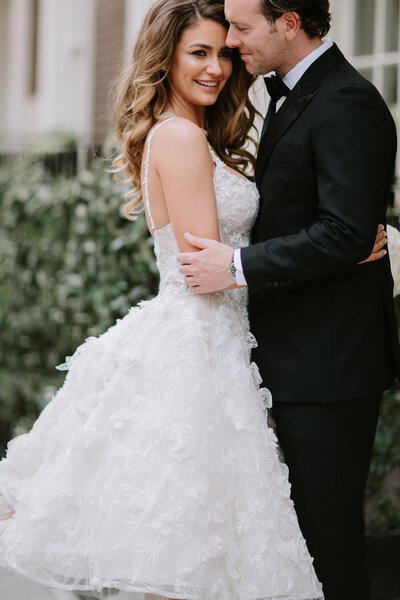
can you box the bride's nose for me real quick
[205,55,223,77]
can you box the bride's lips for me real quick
[195,80,220,89]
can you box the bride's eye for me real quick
[192,50,207,56]
[220,50,233,58]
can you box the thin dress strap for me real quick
[206,143,223,168]
[143,117,176,231]
[199,126,222,167]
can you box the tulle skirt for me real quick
[0,289,323,600]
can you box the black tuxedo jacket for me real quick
[242,44,400,403]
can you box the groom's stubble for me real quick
[225,0,324,77]
[225,0,288,75]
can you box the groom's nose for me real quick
[226,26,241,48]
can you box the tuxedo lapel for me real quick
[255,92,316,186]
[255,44,346,187]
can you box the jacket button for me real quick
[273,281,279,288]
[265,282,273,290]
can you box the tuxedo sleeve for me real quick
[241,83,397,294]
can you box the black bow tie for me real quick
[264,74,291,102]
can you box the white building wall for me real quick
[34,0,96,142]
[329,0,355,55]
[0,0,96,147]
[0,0,9,129]
[124,0,156,59]
[1,0,32,146]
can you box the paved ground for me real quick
[0,568,79,600]
[0,569,148,600]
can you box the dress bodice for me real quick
[143,119,259,304]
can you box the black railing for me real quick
[0,140,100,177]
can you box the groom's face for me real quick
[225,0,287,75]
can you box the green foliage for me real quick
[0,156,158,449]
[365,208,400,535]
[365,384,400,534]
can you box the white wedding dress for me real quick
[0,119,323,600]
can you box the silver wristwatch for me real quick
[229,259,237,282]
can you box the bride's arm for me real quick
[152,119,220,253]
[386,224,400,297]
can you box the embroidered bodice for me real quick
[143,118,259,310]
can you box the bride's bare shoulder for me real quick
[151,117,209,157]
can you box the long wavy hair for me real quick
[111,0,259,219]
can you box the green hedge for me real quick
[0,156,158,448]
[365,204,400,534]
[366,384,400,534]
[0,155,399,535]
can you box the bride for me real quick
[0,1,387,599]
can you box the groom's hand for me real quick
[358,224,387,264]
[177,233,236,294]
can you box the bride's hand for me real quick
[0,511,15,536]
[358,225,387,264]
[0,510,15,520]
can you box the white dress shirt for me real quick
[233,38,334,286]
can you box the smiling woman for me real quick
[111,0,258,221]
[143,18,236,250]
[167,20,233,118]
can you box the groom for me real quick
[177,1,400,598]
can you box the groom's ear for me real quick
[282,11,302,41]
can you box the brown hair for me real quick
[111,0,258,219]
[261,0,331,38]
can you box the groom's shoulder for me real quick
[319,47,376,93]
[316,50,388,108]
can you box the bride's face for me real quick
[168,18,233,108]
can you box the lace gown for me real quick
[0,119,323,600]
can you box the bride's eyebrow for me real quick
[188,43,213,49]
[188,43,231,51]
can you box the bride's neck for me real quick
[165,96,206,129]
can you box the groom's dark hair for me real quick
[260,0,331,38]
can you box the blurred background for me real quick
[0,0,399,168]
[0,1,399,598]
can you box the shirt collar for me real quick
[282,38,334,90]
